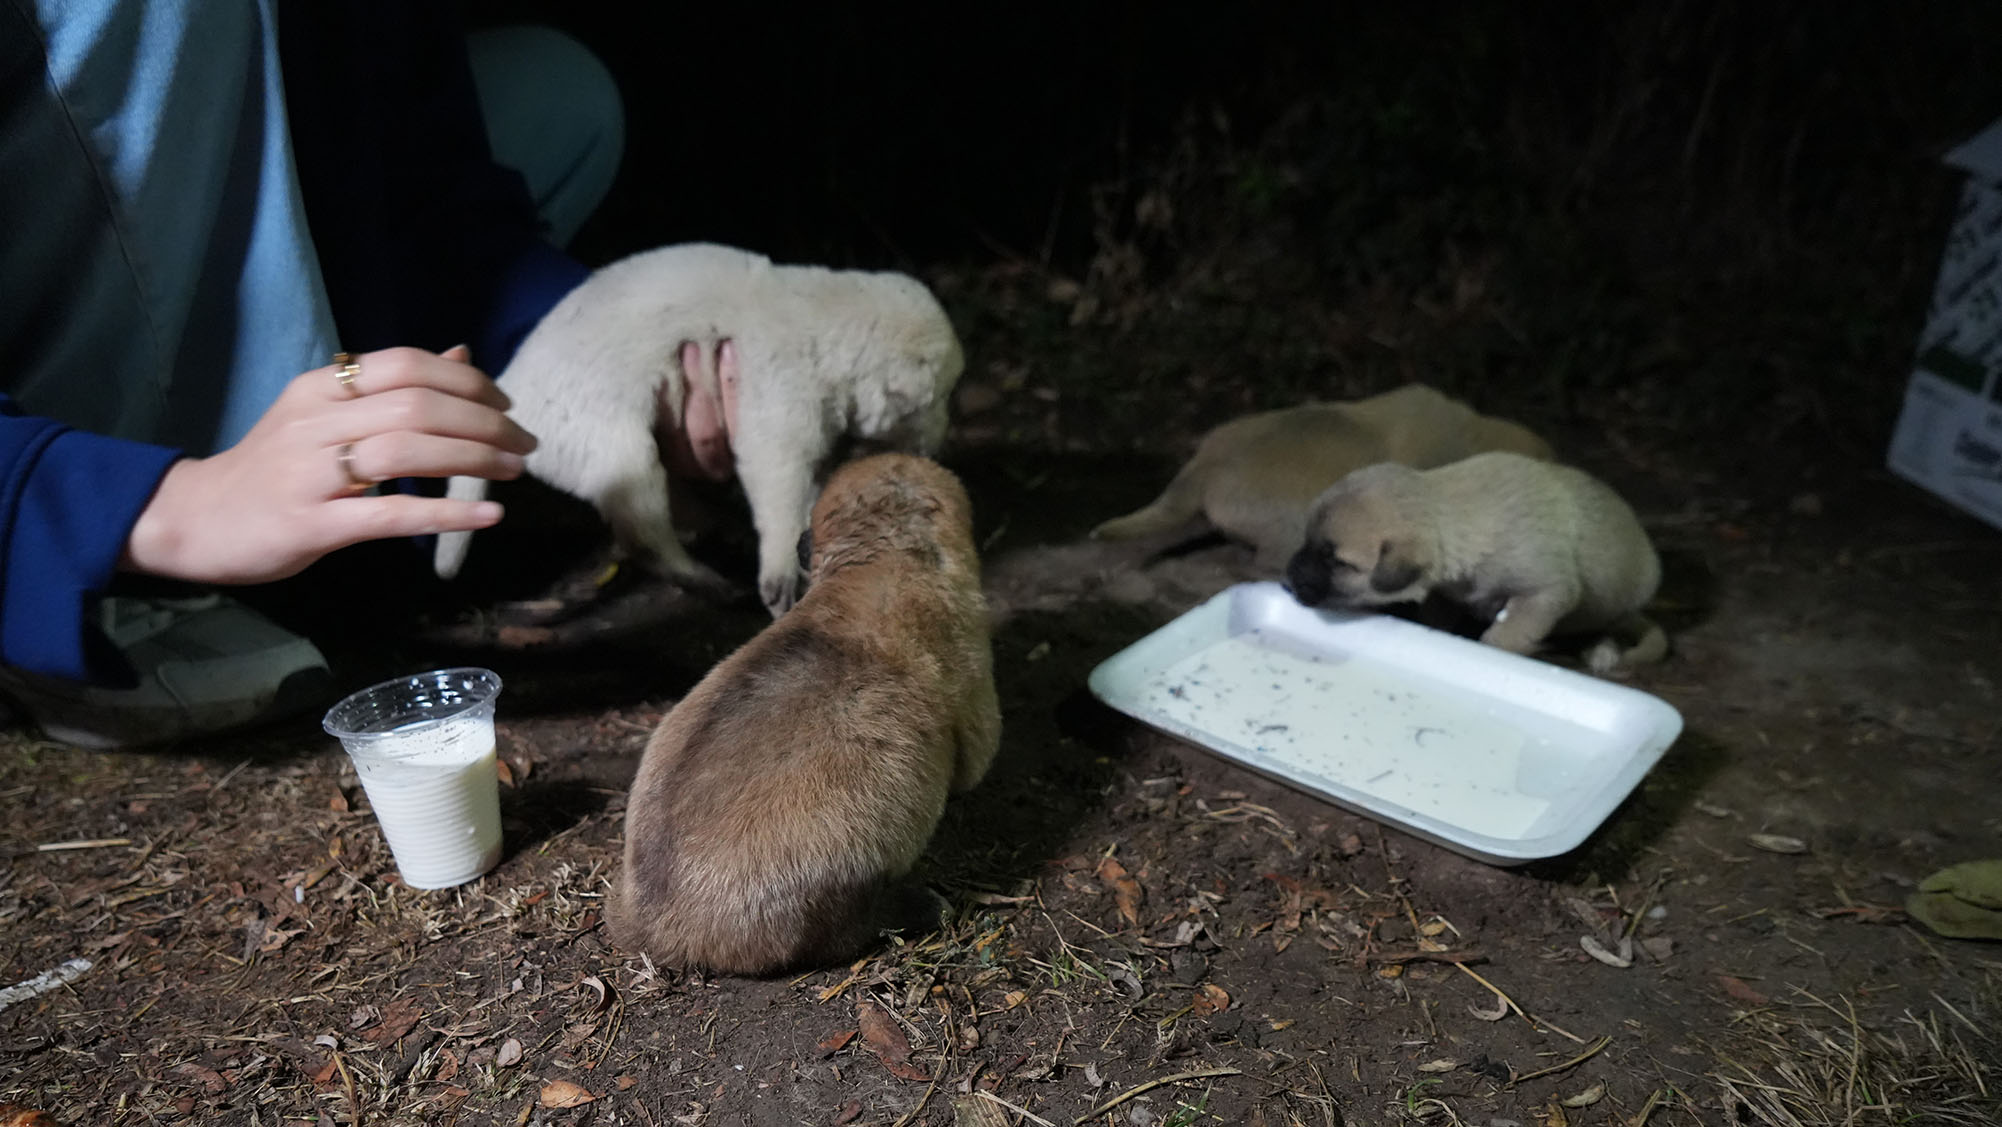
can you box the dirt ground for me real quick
[6,8,2002,1126]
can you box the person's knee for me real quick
[467,25,624,245]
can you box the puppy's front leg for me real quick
[1478,588,1573,657]
[735,439,820,616]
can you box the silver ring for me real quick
[332,352,361,397]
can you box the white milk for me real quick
[1140,631,1589,839]
[348,717,502,889]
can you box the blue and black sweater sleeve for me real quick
[0,397,179,685]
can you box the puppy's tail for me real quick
[1090,475,1204,542]
[432,474,492,579]
[1585,614,1669,674]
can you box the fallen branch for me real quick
[1510,1035,1611,1085]
[1073,1067,1242,1124]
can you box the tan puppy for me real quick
[1090,384,1553,566]
[1284,451,1666,672]
[608,454,1001,975]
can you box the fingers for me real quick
[334,386,538,455]
[339,432,528,487]
[673,339,735,482]
[317,346,512,411]
[321,494,506,551]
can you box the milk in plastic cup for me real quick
[321,667,505,889]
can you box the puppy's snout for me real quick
[1284,542,1333,607]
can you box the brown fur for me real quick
[1090,384,1554,567]
[607,454,1001,975]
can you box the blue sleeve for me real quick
[0,397,181,685]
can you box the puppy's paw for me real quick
[760,570,804,617]
[1583,637,1625,676]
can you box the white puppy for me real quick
[432,243,965,615]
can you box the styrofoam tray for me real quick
[1087,582,1683,865]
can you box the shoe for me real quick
[0,594,333,749]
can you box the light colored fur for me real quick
[1285,451,1666,672]
[606,454,1001,975]
[1090,384,1554,567]
[433,243,965,615]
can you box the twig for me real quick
[37,837,133,852]
[1510,1035,1611,1084]
[212,757,253,792]
[1073,1067,1242,1124]
[1628,1087,1665,1126]
[1452,962,1587,1044]
[331,1043,363,1127]
[889,1069,941,1127]
[977,1088,1055,1126]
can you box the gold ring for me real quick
[336,442,372,491]
[332,351,361,397]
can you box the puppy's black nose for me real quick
[1284,545,1330,607]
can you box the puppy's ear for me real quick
[796,527,814,571]
[1369,538,1423,594]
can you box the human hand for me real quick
[661,338,740,482]
[121,345,537,585]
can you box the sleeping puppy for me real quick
[1090,384,1553,567]
[607,453,1002,975]
[1284,451,1666,672]
[433,242,965,616]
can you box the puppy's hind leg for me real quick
[589,448,736,599]
[1090,469,1207,543]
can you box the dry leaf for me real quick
[327,789,349,813]
[1563,1083,1606,1107]
[856,1000,929,1082]
[1002,990,1028,1010]
[952,1095,1012,1126]
[1191,984,1230,1015]
[496,624,557,648]
[258,925,307,954]
[578,974,610,1011]
[1748,833,1807,855]
[1544,1101,1569,1127]
[834,1100,864,1125]
[1718,974,1769,1005]
[817,1029,857,1056]
[174,1062,228,1094]
[496,1037,524,1067]
[1095,856,1144,925]
[434,1049,460,1084]
[1467,995,1510,1021]
[495,758,515,786]
[0,1105,61,1127]
[1416,1059,1458,1073]
[538,1080,595,1108]
[1579,934,1633,968]
[363,997,425,1048]
[615,1075,636,1091]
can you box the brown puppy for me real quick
[608,454,1001,975]
[1091,384,1553,566]
[1284,452,1666,672]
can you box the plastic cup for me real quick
[321,667,504,889]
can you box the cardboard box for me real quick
[1888,117,2002,531]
